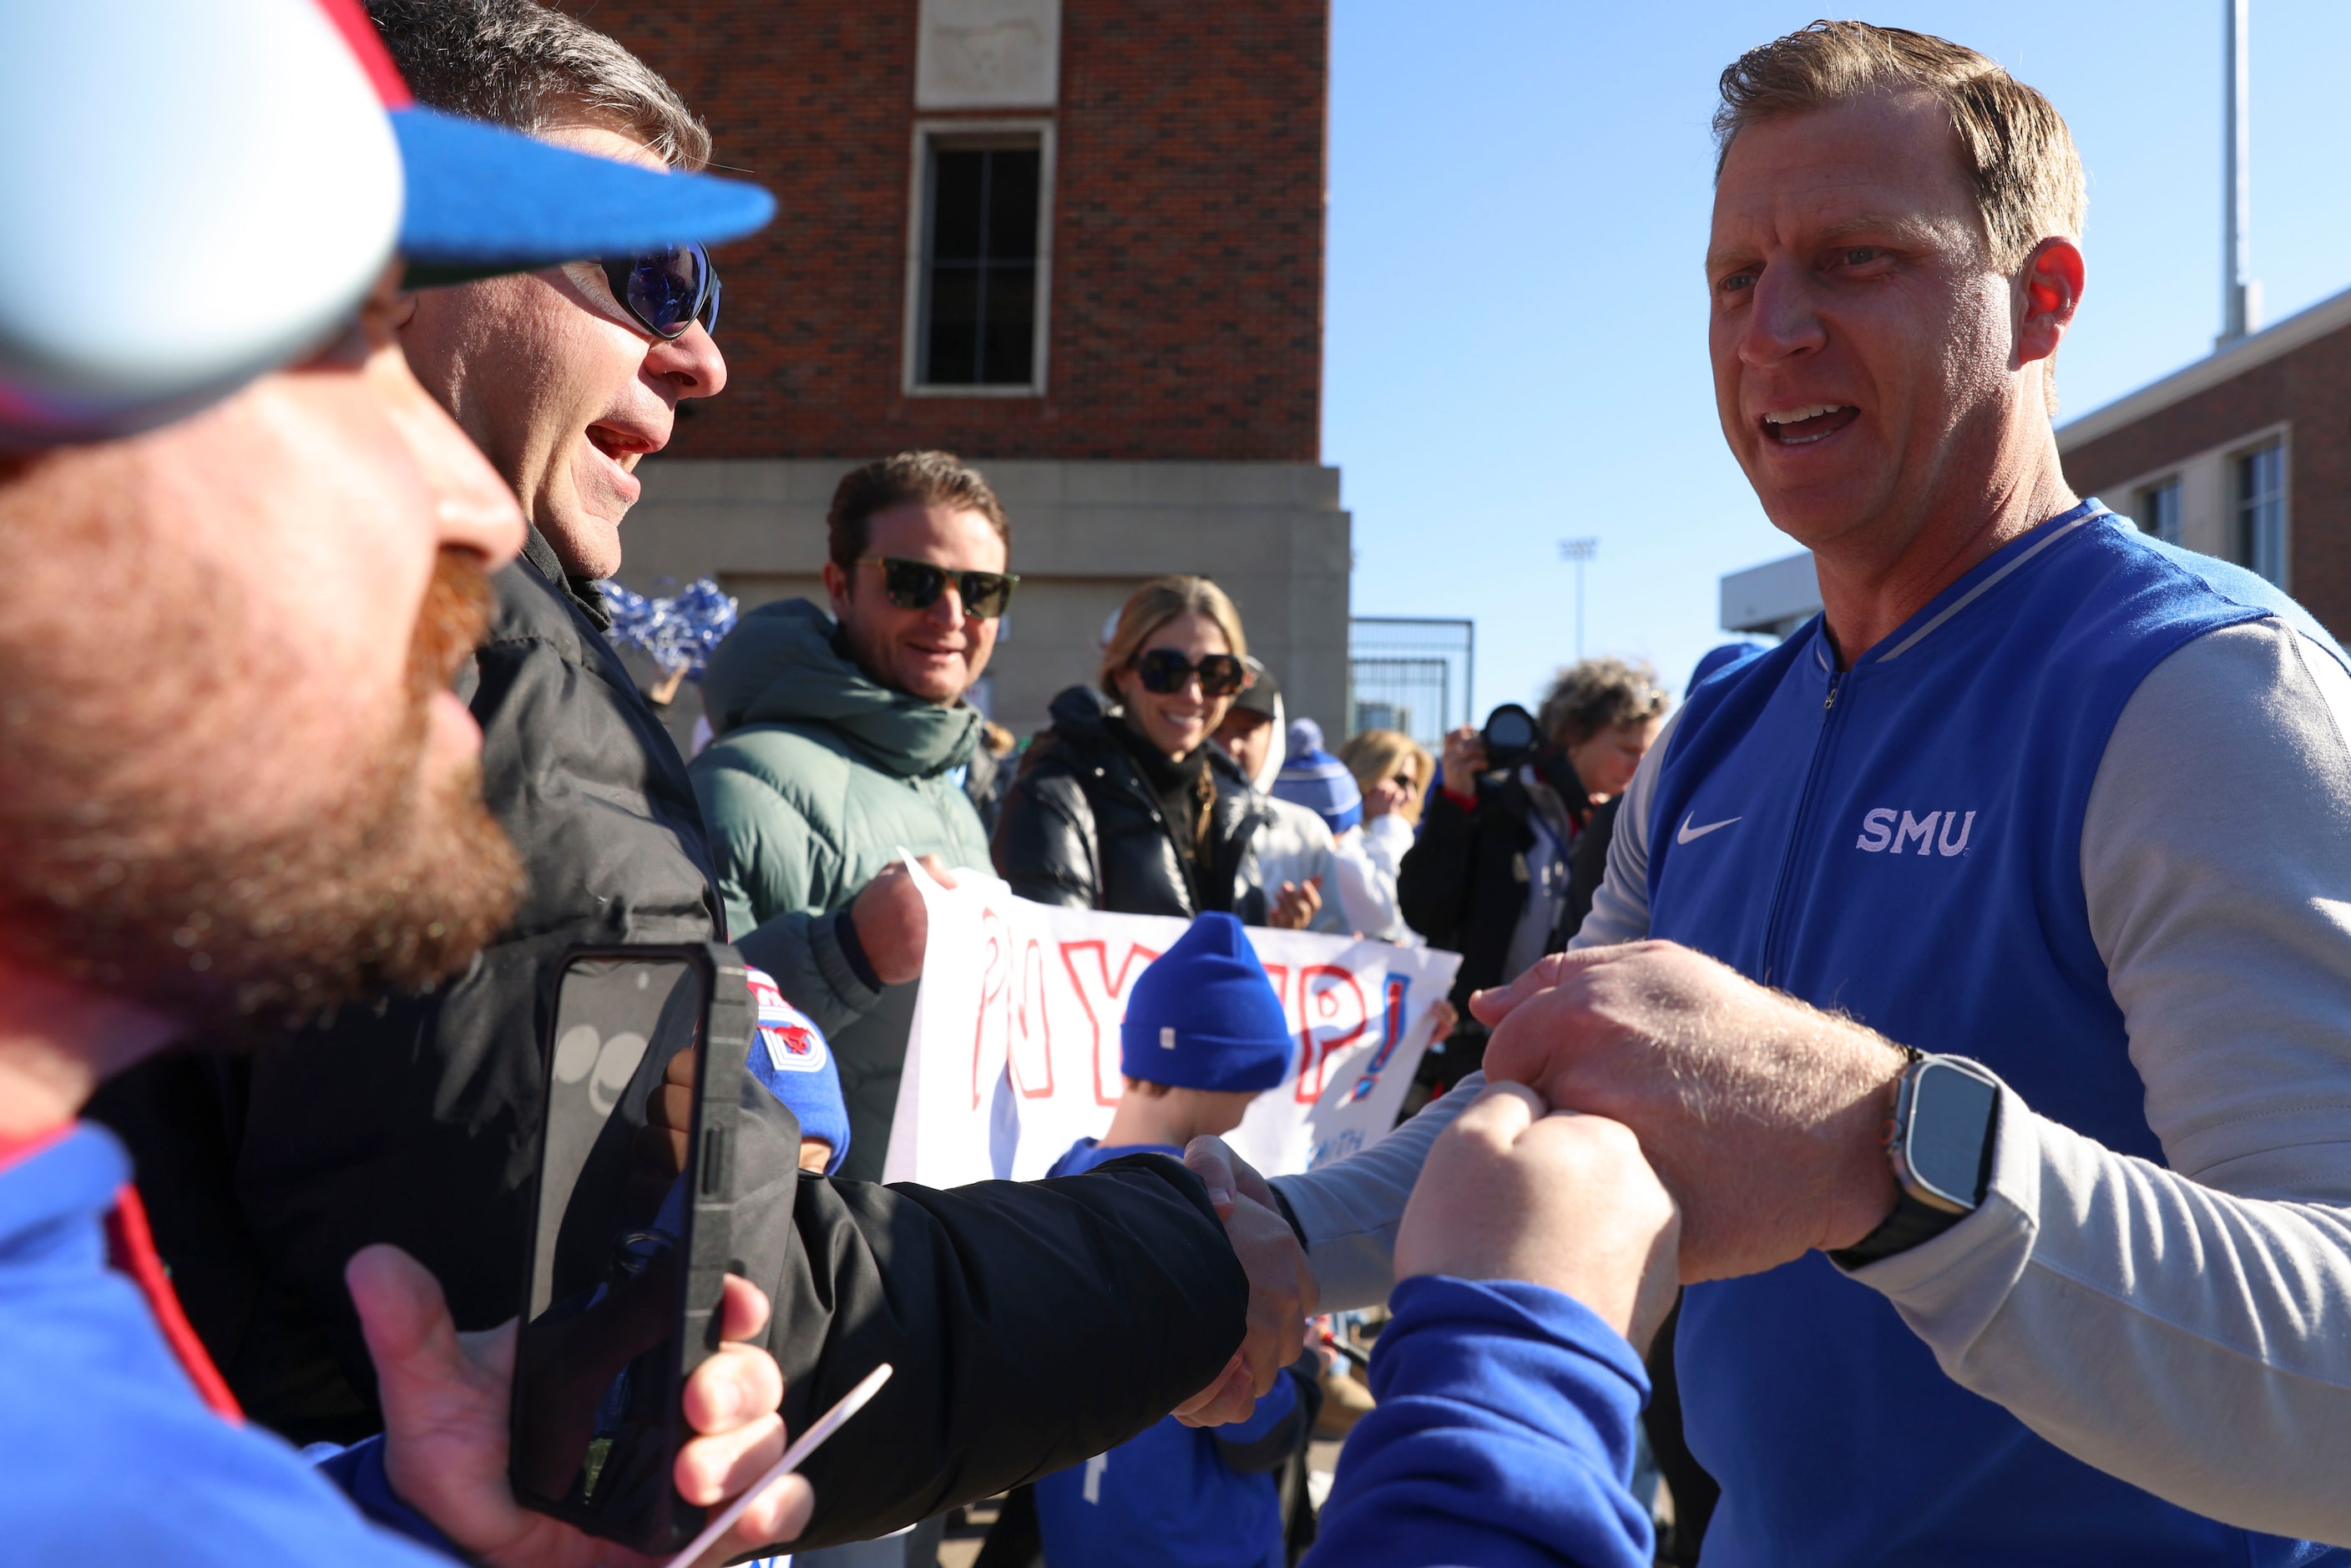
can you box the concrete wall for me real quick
[618,458,1352,741]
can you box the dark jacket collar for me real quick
[520,524,613,632]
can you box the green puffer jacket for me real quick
[690,598,991,1180]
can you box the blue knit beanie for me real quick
[745,967,850,1174]
[1120,913,1293,1093]
[1272,717,1363,833]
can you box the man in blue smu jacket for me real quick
[1198,19,2351,1565]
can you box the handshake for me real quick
[1176,938,1918,1404]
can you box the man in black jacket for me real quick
[91,8,1284,1546]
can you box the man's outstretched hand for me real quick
[1473,939,1906,1282]
[1172,1136,1317,1427]
[1395,1082,1680,1356]
[351,1246,809,1568]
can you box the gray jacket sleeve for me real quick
[1270,722,1676,1308]
[1849,620,2351,1544]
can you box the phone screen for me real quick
[511,955,708,1548]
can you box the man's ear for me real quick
[822,559,852,620]
[2015,235,2084,372]
[389,291,420,333]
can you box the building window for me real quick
[2235,440,2288,586]
[915,137,1044,388]
[2137,478,2182,545]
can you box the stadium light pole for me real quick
[2218,0,2260,346]
[1559,537,1599,660]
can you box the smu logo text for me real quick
[1855,807,1977,857]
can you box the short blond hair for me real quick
[1337,730,1434,826]
[1100,578,1248,700]
[1714,22,2084,276]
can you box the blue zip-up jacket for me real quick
[1646,504,2350,1565]
[1307,1275,1651,1568]
[1034,1139,1297,1568]
[0,1125,457,1565]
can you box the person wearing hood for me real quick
[993,578,1318,927]
[690,452,1005,1181]
[1213,662,1343,935]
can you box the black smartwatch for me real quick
[1830,1054,2002,1268]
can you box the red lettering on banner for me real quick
[970,908,1009,1109]
[1008,938,1055,1098]
[1059,939,1161,1105]
[1294,965,1368,1104]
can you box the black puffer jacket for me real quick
[1397,749,1593,1086]
[992,685,1272,918]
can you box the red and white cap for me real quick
[0,0,772,443]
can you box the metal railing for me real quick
[1347,617,1474,749]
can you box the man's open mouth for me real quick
[1760,404,1860,446]
[585,428,644,472]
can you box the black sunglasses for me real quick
[1134,649,1248,698]
[599,243,721,340]
[859,557,1019,620]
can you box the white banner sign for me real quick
[881,865,1461,1188]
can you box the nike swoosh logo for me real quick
[1676,812,1742,844]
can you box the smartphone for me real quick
[509,943,755,1554]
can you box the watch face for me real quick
[1906,1060,1999,1208]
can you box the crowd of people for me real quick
[11,4,2351,1568]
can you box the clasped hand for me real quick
[1475,939,1909,1282]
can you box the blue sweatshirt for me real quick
[0,1125,456,1565]
[1035,1139,1299,1568]
[1307,1275,1651,1568]
[1645,506,2346,1565]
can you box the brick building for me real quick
[574,0,1350,736]
[2059,284,2351,639]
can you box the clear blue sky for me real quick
[1326,0,2351,719]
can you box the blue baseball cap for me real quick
[0,0,774,443]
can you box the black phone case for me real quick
[508,941,752,1553]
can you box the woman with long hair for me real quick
[992,576,1313,925]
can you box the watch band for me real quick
[1828,1051,1998,1269]
[1829,1188,1969,1267]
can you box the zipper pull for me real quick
[1823,672,1843,713]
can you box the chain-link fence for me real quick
[1347,617,1474,749]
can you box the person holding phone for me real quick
[1398,660,1668,1090]
[0,3,799,1561]
[993,577,1318,928]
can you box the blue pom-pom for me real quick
[602,577,739,678]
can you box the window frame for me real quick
[2232,434,2291,589]
[902,118,1055,398]
[2136,475,2184,545]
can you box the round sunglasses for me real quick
[857,556,1019,620]
[1132,649,1248,698]
[599,243,721,340]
